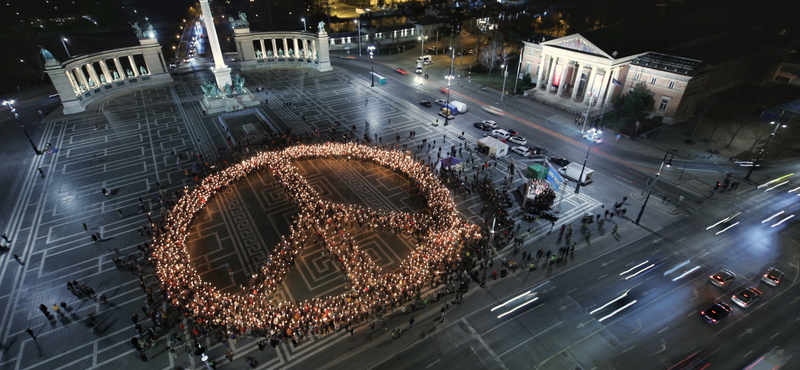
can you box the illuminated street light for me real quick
[368,45,376,87]
[354,19,361,56]
[746,115,788,180]
[61,37,71,58]
[2,100,42,155]
[634,149,676,224]
[500,64,509,101]
[301,18,306,31]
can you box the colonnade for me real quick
[252,37,319,60]
[536,53,621,106]
[233,29,332,72]
[63,54,153,95]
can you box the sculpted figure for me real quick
[40,47,55,60]
[317,21,326,32]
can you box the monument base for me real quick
[200,92,260,114]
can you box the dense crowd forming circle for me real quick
[150,142,481,335]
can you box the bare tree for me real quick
[747,123,771,154]
[723,119,749,148]
[480,38,503,76]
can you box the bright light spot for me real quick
[671,266,700,281]
[625,264,655,280]
[598,300,637,322]
[706,212,740,230]
[715,221,739,235]
[590,290,629,315]
[771,215,794,228]
[620,261,649,276]
[765,181,789,192]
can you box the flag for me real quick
[612,78,622,87]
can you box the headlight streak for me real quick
[620,261,649,276]
[771,215,794,228]
[715,222,739,235]
[672,266,701,281]
[598,300,637,322]
[590,290,629,315]
[706,212,741,230]
[762,211,784,223]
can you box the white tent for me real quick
[477,136,509,158]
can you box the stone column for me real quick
[536,52,547,89]
[85,64,100,87]
[45,60,86,114]
[74,68,89,90]
[259,40,266,58]
[293,38,300,58]
[199,0,232,90]
[602,68,618,106]
[316,30,332,71]
[64,70,79,93]
[113,58,124,79]
[128,55,139,76]
[571,63,582,101]
[597,68,613,106]
[303,39,309,59]
[271,39,278,58]
[282,39,289,57]
[583,65,598,104]
[99,61,112,84]
[557,60,570,96]
[546,57,558,92]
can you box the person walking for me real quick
[60,301,71,313]
[550,254,557,264]
[118,209,124,218]
[53,303,64,318]
[91,234,98,243]
[37,168,45,178]
[25,326,36,340]
[82,222,88,232]
[225,349,234,363]
[408,316,415,329]
[228,266,235,280]
[1,233,10,243]
[95,232,103,242]
[38,304,50,318]
[13,254,25,265]
[440,306,447,323]
[383,317,387,330]
[612,224,619,236]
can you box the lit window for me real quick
[633,73,640,81]
[668,81,675,89]
[650,77,657,84]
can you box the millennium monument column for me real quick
[199,1,259,113]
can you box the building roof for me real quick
[630,53,706,76]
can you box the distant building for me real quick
[520,13,797,123]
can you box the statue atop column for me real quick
[317,21,326,33]
[39,47,57,63]
[232,74,246,95]
[139,65,148,75]
[145,23,158,39]
[238,12,249,27]
[130,22,144,39]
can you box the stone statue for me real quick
[130,22,144,39]
[145,23,157,38]
[289,48,294,57]
[232,74,246,94]
[88,77,96,87]
[267,50,273,58]
[255,50,262,58]
[78,83,85,91]
[200,79,211,96]
[229,15,240,28]
[40,47,55,60]
[238,12,249,27]
[223,82,232,97]
[126,69,134,77]
[139,66,147,75]
[299,49,304,58]
[318,21,326,32]
[278,48,284,57]
[113,70,120,80]
[100,74,106,84]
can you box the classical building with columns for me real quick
[232,26,332,72]
[521,15,794,124]
[45,38,172,114]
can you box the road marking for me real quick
[630,318,642,335]
[664,260,690,276]
[770,332,780,339]
[484,303,544,335]
[577,319,593,329]
[559,303,575,311]
[601,259,615,267]
[463,319,509,370]
[742,350,753,359]
[739,328,753,337]
[656,326,669,334]
[426,359,441,368]
[596,274,607,280]
[622,345,635,353]
[654,339,667,355]
[498,320,563,357]
[566,288,577,295]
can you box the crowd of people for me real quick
[149,142,481,339]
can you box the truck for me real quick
[450,101,467,114]
[559,163,593,184]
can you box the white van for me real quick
[415,62,423,74]
[418,55,433,65]
[492,129,511,141]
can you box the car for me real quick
[709,268,736,288]
[482,120,498,128]
[482,105,505,116]
[492,129,511,140]
[509,136,527,145]
[731,286,762,308]
[531,146,548,156]
[395,68,407,74]
[511,146,532,157]
[700,302,732,324]
[549,156,570,167]
[419,101,432,108]
[440,87,450,94]
[583,134,603,144]
[473,122,491,131]
[761,267,784,286]
[503,129,518,137]
[435,99,447,106]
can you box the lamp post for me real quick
[581,93,593,133]
[513,48,522,94]
[354,20,361,56]
[61,37,71,58]
[301,18,306,31]
[574,128,601,194]
[445,46,455,126]
[368,45,375,87]
[418,36,427,58]
[745,115,787,180]
[634,150,676,224]
[500,64,509,101]
[2,100,42,155]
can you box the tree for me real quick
[615,82,654,120]
[747,123,771,154]
[479,38,503,76]
[723,119,749,148]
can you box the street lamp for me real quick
[301,18,306,31]
[61,37,71,58]
[354,20,361,57]
[574,129,601,194]
[2,100,42,155]
[634,149,676,225]
[368,45,375,87]
[500,64,509,101]
[745,116,787,180]
[581,93,594,133]
[445,46,455,126]
[418,36,427,58]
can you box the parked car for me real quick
[492,129,511,140]
[482,120,498,128]
[419,101,433,108]
[504,129,518,137]
[531,147,548,156]
[511,146,532,157]
[435,99,447,106]
[509,136,527,145]
[549,156,570,167]
[473,122,491,131]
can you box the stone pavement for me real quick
[0,63,610,370]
